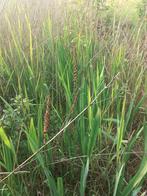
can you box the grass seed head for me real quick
[43,95,51,143]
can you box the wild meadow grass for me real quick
[0,0,147,195]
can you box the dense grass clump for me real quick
[0,0,147,195]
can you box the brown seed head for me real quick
[43,96,51,142]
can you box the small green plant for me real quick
[0,95,31,132]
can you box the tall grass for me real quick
[0,0,147,195]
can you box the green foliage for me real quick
[0,127,16,171]
[80,158,89,196]
[0,0,146,195]
[138,0,147,18]
[0,95,31,131]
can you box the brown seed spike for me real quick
[43,95,51,144]
[72,46,78,95]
